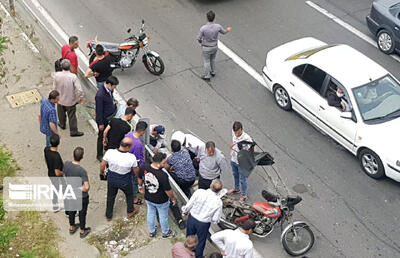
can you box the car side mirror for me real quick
[340,111,352,120]
[127,28,131,33]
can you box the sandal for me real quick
[80,227,91,238]
[227,188,241,195]
[69,224,80,235]
[134,198,143,205]
[239,196,248,202]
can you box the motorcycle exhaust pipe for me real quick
[220,218,238,229]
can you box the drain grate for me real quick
[6,89,42,108]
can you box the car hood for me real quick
[360,117,400,160]
[266,37,326,69]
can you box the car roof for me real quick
[307,45,388,88]
[375,0,400,8]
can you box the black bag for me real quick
[237,140,274,177]
[55,49,72,72]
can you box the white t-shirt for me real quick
[103,149,138,175]
[231,130,253,164]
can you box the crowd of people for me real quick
[39,10,257,258]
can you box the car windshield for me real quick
[352,75,400,123]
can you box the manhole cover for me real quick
[6,89,42,108]
[292,184,308,194]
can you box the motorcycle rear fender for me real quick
[280,221,309,243]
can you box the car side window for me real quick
[301,64,327,94]
[292,64,306,78]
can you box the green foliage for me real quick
[0,36,7,56]
[0,200,19,254]
[0,146,19,185]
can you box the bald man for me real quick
[100,137,140,221]
[172,235,198,258]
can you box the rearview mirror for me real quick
[340,112,352,120]
[127,28,131,33]
[142,19,145,24]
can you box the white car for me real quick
[262,37,400,182]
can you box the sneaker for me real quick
[227,188,241,195]
[70,131,84,137]
[53,206,61,213]
[201,76,211,82]
[178,219,186,230]
[162,230,176,239]
[149,229,157,238]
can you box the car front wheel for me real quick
[377,30,395,54]
[274,85,292,111]
[359,149,385,179]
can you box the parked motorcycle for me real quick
[218,190,314,256]
[87,19,164,75]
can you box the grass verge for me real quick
[0,145,62,258]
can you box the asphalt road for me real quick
[25,0,400,257]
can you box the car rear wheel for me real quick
[274,85,292,111]
[359,149,385,179]
[377,30,395,54]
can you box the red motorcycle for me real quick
[218,190,315,256]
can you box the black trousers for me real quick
[186,214,211,258]
[57,104,78,134]
[176,179,195,198]
[68,196,89,230]
[198,175,219,190]
[106,182,134,219]
[97,121,108,158]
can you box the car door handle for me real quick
[395,26,399,31]
[290,82,295,86]
[319,105,325,110]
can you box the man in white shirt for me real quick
[181,179,223,258]
[229,121,253,201]
[211,219,256,258]
[100,137,140,221]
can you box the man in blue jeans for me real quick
[229,121,253,201]
[40,90,61,147]
[138,152,177,238]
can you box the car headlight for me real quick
[396,160,400,167]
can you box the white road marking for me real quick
[305,0,400,63]
[0,2,10,16]
[218,40,267,87]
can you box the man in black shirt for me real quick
[63,147,91,238]
[44,134,64,212]
[138,153,177,238]
[103,107,135,150]
[85,44,113,88]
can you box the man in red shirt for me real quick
[61,36,79,74]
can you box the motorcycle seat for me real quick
[261,190,278,202]
[98,41,120,52]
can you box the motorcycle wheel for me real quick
[281,223,314,256]
[143,53,164,75]
[89,53,96,65]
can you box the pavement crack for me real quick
[121,78,160,94]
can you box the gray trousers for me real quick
[57,104,78,134]
[202,46,218,78]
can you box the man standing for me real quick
[192,141,228,190]
[125,121,148,205]
[85,44,113,88]
[229,121,253,201]
[53,59,84,137]
[166,140,196,198]
[95,76,118,161]
[40,90,61,147]
[44,134,64,212]
[63,147,91,238]
[138,152,176,238]
[115,97,139,118]
[197,10,231,81]
[182,179,223,258]
[172,235,198,258]
[61,36,79,74]
[103,107,135,150]
[100,137,140,221]
[211,219,256,258]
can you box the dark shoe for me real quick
[133,198,143,205]
[58,123,66,130]
[149,231,157,238]
[80,227,91,238]
[69,224,80,235]
[70,131,84,137]
[201,76,210,82]
[211,73,216,77]
[178,219,186,230]
[162,229,176,238]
